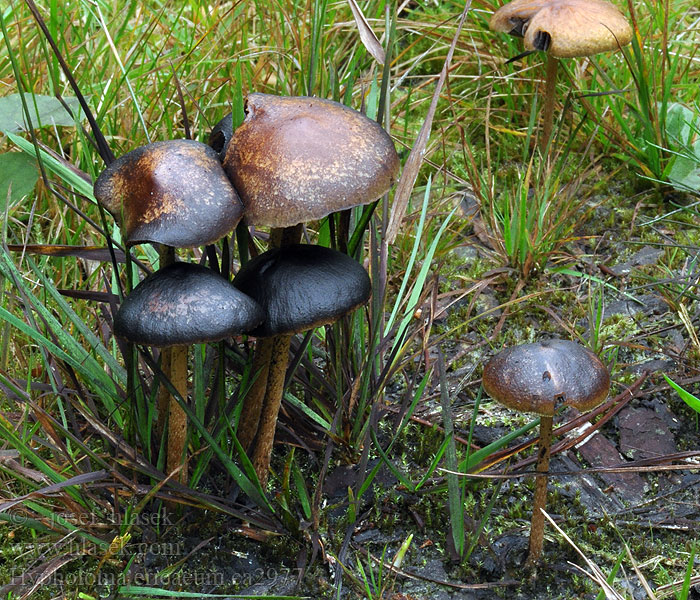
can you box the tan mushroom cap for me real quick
[223,93,400,228]
[490,0,632,58]
[482,339,610,417]
[94,140,244,248]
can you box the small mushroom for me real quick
[490,0,632,152]
[233,244,372,484]
[114,262,263,483]
[233,244,372,338]
[482,338,610,565]
[223,93,400,228]
[115,262,263,347]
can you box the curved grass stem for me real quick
[540,55,559,156]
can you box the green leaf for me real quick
[664,374,700,414]
[668,153,700,192]
[663,102,700,192]
[0,152,38,209]
[5,131,95,199]
[0,93,84,132]
[665,102,698,145]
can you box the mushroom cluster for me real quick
[95,94,399,487]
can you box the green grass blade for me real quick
[664,375,700,413]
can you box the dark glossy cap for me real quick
[482,339,610,417]
[223,93,400,228]
[94,139,243,248]
[209,112,233,161]
[490,0,632,58]
[233,244,371,337]
[114,262,264,347]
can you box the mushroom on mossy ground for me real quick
[490,0,632,153]
[216,93,399,480]
[94,139,244,483]
[114,262,263,478]
[482,339,610,566]
[233,244,372,485]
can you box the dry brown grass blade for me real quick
[0,470,108,513]
[656,575,700,599]
[5,554,80,600]
[624,542,659,600]
[346,0,385,64]
[541,510,625,600]
[385,2,472,244]
[6,244,126,262]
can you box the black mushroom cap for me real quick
[233,244,372,337]
[209,112,234,161]
[482,339,610,417]
[94,139,243,248]
[223,93,400,228]
[115,262,264,347]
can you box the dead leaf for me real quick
[347,0,385,64]
[386,2,472,243]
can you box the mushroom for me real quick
[115,262,263,346]
[94,139,243,248]
[114,262,263,482]
[481,338,610,565]
[222,93,400,228]
[218,93,399,484]
[490,0,632,153]
[94,139,244,483]
[233,244,372,484]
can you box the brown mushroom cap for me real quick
[490,0,632,58]
[114,262,263,347]
[482,339,610,417]
[490,0,550,37]
[223,93,400,228]
[94,139,243,248]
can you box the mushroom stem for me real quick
[155,245,188,485]
[540,54,559,156]
[526,414,553,566]
[167,344,189,484]
[251,333,293,486]
[156,347,171,442]
[245,224,302,485]
[236,337,274,452]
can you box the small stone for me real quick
[609,246,664,276]
[577,431,647,502]
[618,406,677,460]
